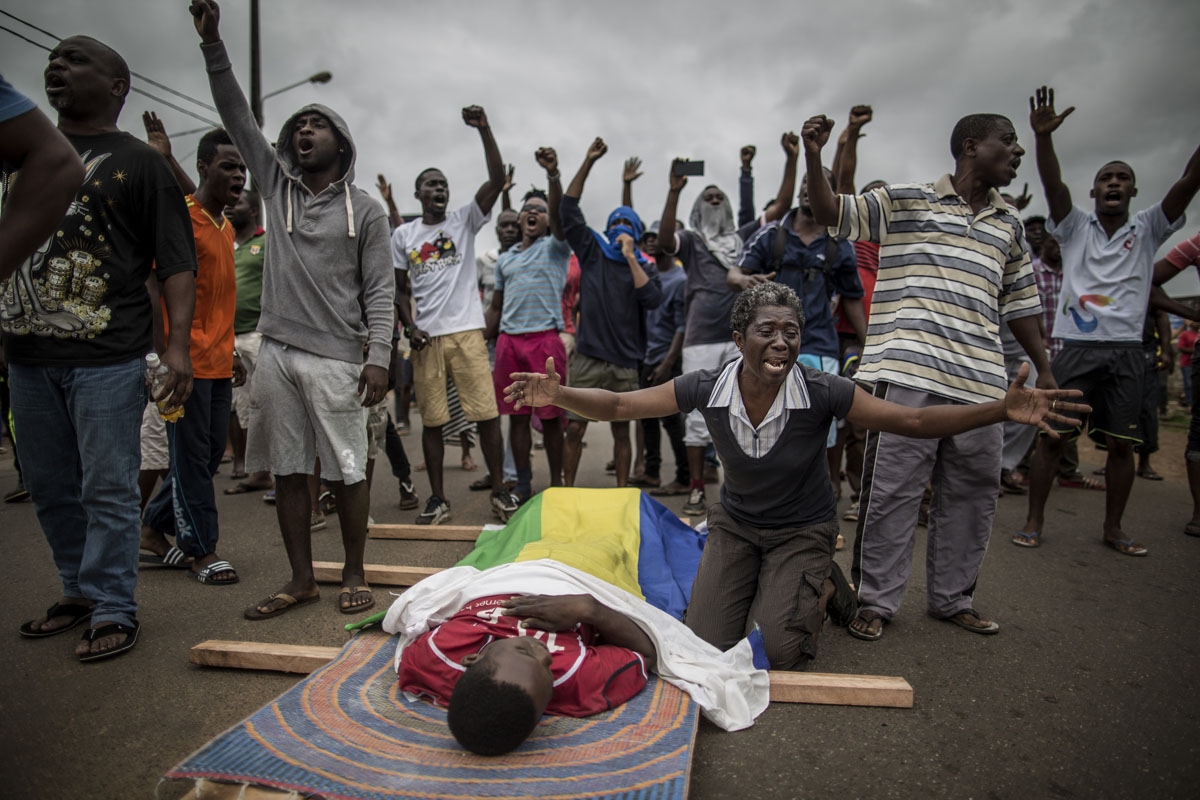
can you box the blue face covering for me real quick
[592,205,650,265]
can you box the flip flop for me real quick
[338,586,376,614]
[225,481,270,495]
[848,609,885,641]
[244,591,320,621]
[138,545,192,568]
[78,620,140,663]
[228,471,249,480]
[1011,531,1041,548]
[191,560,239,585]
[1105,538,1148,557]
[1185,522,1200,538]
[1137,469,1164,481]
[1058,477,1106,491]
[938,609,1000,635]
[19,601,94,638]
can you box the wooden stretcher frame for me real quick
[190,639,914,709]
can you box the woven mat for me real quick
[166,631,698,799]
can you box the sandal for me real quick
[1000,470,1028,495]
[138,545,192,569]
[848,609,886,641]
[78,620,140,662]
[338,586,376,614]
[1011,530,1041,548]
[1058,476,1105,491]
[1105,538,1148,557]
[192,560,239,585]
[1184,522,1200,538]
[244,591,320,620]
[1137,468,1164,481]
[19,601,94,638]
[938,608,1000,635]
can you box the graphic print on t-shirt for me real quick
[407,231,461,278]
[1,149,115,338]
[1061,293,1115,334]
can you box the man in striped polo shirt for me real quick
[801,112,1052,642]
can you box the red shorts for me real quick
[494,329,567,419]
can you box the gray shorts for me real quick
[246,338,368,483]
[231,331,263,429]
[566,352,639,422]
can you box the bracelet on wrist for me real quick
[547,172,561,181]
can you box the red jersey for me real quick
[398,595,648,717]
[835,240,879,337]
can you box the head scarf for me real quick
[689,186,742,270]
[592,205,650,265]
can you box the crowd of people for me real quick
[2,0,1198,689]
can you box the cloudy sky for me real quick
[5,0,1199,294]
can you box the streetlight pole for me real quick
[250,0,262,126]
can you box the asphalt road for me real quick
[1,412,1197,799]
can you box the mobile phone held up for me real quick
[672,159,705,177]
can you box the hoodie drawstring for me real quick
[345,186,356,238]
[286,190,294,234]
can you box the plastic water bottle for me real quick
[144,352,184,422]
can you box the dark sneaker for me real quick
[398,479,419,510]
[3,483,30,503]
[490,490,521,523]
[682,488,707,517]
[416,496,451,525]
[318,489,337,515]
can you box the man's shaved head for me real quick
[62,36,131,100]
[1095,160,1136,185]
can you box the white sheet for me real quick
[382,559,770,731]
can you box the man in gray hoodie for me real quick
[190,0,395,620]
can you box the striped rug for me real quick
[166,631,699,799]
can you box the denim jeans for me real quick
[9,358,145,628]
[143,378,232,558]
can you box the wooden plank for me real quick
[192,639,912,708]
[768,671,913,708]
[369,523,482,541]
[190,640,341,674]
[311,561,441,586]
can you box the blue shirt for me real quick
[0,75,36,122]
[495,235,571,334]
[644,262,687,364]
[739,210,862,359]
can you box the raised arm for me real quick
[1029,86,1075,224]
[142,111,197,196]
[832,106,871,195]
[766,132,800,223]
[375,174,403,229]
[504,356,679,422]
[1161,141,1200,224]
[190,0,278,183]
[800,115,839,226]
[738,145,755,226]
[0,105,84,281]
[622,157,642,209]
[536,147,565,240]
[565,137,607,200]
[657,159,688,256]
[501,163,515,212]
[464,105,505,214]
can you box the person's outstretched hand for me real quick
[461,105,489,129]
[142,111,172,157]
[1004,362,1089,435]
[801,115,835,155]
[1029,86,1075,136]
[504,356,562,410]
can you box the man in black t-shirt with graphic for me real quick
[6,36,197,662]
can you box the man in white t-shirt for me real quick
[393,105,520,525]
[1017,86,1198,557]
